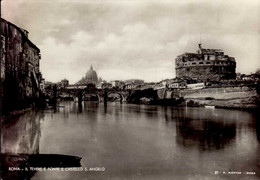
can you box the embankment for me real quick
[179,86,258,109]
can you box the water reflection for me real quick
[175,117,236,150]
[1,102,259,179]
[1,111,44,180]
[163,107,257,151]
[1,111,43,154]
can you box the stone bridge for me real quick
[57,85,131,103]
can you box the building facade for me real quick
[57,79,69,89]
[96,81,112,89]
[124,79,145,90]
[175,44,236,82]
[1,18,43,113]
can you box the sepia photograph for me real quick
[1,0,260,179]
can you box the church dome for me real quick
[85,65,98,85]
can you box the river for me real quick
[1,101,260,179]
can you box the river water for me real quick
[1,101,260,179]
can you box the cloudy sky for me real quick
[2,0,260,83]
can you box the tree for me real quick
[255,68,260,75]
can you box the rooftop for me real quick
[1,18,40,52]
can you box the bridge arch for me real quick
[107,91,126,102]
[82,92,101,102]
[58,87,130,103]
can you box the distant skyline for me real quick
[2,0,260,83]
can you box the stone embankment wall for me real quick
[179,86,258,109]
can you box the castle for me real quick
[175,43,236,82]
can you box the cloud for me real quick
[39,21,179,83]
[2,0,260,83]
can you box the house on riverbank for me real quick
[1,18,44,114]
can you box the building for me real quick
[167,78,187,89]
[175,43,236,82]
[110,80,125,89]
[153,83,165,90]
[186,82,205,90]
[57,79,69,89]
[96,81,112,89]
[76,65,98,86]
[139,82,156,90]
[124,79,145,90]
[39,78,45,93]
[110,80,120,88]
[1,18,43,113]
[61,79,69,87]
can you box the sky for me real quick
[2,0,260,83]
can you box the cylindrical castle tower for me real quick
[175,44,236,82]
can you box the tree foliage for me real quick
[255,68,260,75]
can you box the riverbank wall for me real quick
[130,86,259,109]
[178,86,258,109]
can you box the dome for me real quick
[84,65,98,85]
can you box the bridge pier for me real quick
[77,90,83,108]
[49,84,57,106]
[104,89,108,105]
